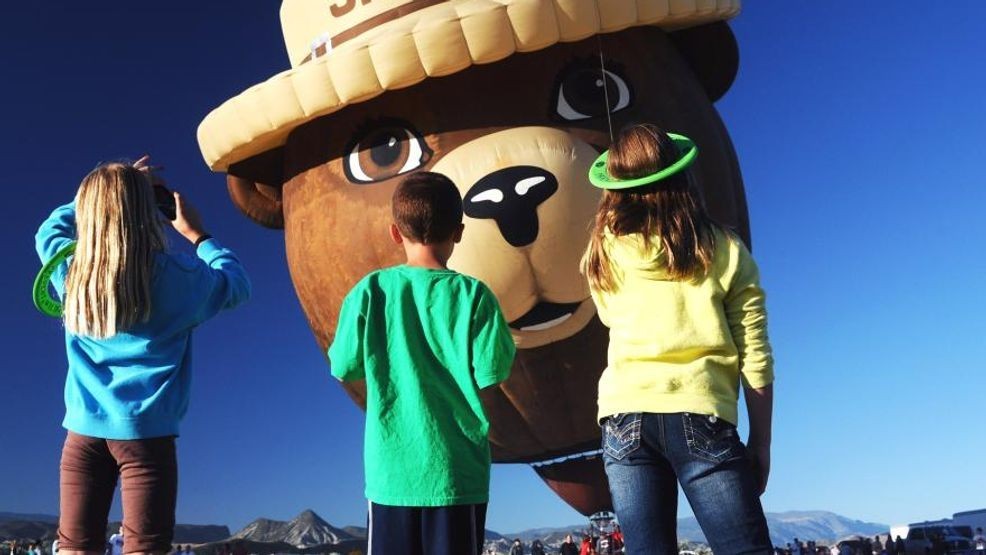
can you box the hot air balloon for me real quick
[198,0,748,515]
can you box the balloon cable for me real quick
[597,34,615,143]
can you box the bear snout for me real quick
[432,126,602,348]
[464,166,559,248]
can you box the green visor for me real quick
[589,133,698,190]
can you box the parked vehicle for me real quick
[952,526,974,540]
[904,525,973,554]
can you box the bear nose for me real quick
[463,166,559,247]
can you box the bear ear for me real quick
[227,148,285,230]
[669,21,739,102]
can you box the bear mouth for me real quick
[509,301,583,332]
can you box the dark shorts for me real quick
[368,502,487,555]
[59,431,177,554]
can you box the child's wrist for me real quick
[747,437,771,449]
[184,229,208,244]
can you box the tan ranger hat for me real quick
[197,0,740,172]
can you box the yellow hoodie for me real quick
[589,228,773,425]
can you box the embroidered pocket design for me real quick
[682,412,742,464]
[602,412,642,460]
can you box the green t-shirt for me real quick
[328,265,515,506]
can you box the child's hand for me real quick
[744,384,772,495]
[171,192,208,244]
[133,154,167,187]
[748,442,770,495]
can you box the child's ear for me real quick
[389,223,404,244]
[453,223,465,243]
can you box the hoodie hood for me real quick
[604,231,673,282]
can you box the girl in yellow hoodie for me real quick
[583,124,774,555]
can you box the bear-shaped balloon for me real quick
[199,0,748,516]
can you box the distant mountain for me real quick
[224,510,506,554]
[498,525,585,545]
[282,510,354,547]
[231,518,290,543]
[232,510,354,548]
[341,526,366,540]
[0,513,227,544]
[492,510,888,548]
[108,522,230,544]
[173,525,232,545]
[0,521,57,541]
[0,513,58,524]
[677,510,888,546]
[763,511,888,546]
[1,508,889,551]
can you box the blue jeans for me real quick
[602,412,771,555]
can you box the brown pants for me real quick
[59,432,177,553]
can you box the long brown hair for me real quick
[583,124,719,292]
[63,163,167,338]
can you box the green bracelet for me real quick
[33,241,76,318]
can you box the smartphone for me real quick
[154,185,177,221]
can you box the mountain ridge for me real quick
[498,510,889,547]
[0,508,891,548]
[0,515,229,544]
[0,513,59,524]
[232,509,354,547]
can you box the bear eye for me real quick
[555,66,632,121]
[345,123,432,184]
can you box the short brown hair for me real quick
[392,172,463,244]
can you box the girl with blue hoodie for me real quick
[35,159,250,555]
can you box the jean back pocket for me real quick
[602,412,643,460]
[682,412,743,464]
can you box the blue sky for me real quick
[1,1,984,535]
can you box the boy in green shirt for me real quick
[328,172,516,555]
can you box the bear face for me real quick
[229,24,747,515]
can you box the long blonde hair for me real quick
[63,163,167,338]
[583,124,719,292]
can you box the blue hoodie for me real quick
[35,202,251,440]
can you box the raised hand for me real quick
[171,192,208,245]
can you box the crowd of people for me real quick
[1,531,206,555]
[774,526,986,555]
[2,538,194,555]
[775,533,924,555]
[773,534,892,555]
[485,529,625,555]
[2,541,49,555]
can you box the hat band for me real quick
[303,0,444,64]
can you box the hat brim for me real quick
[197,0,740,172]
[589,134,698,190]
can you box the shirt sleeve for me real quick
[470,284,516,389]
[724,239,775,389]
[185,238,253,326]
[327,284,368,382]
[35,202,77,299]
[583,235,618,328]
[588,286,611,328]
